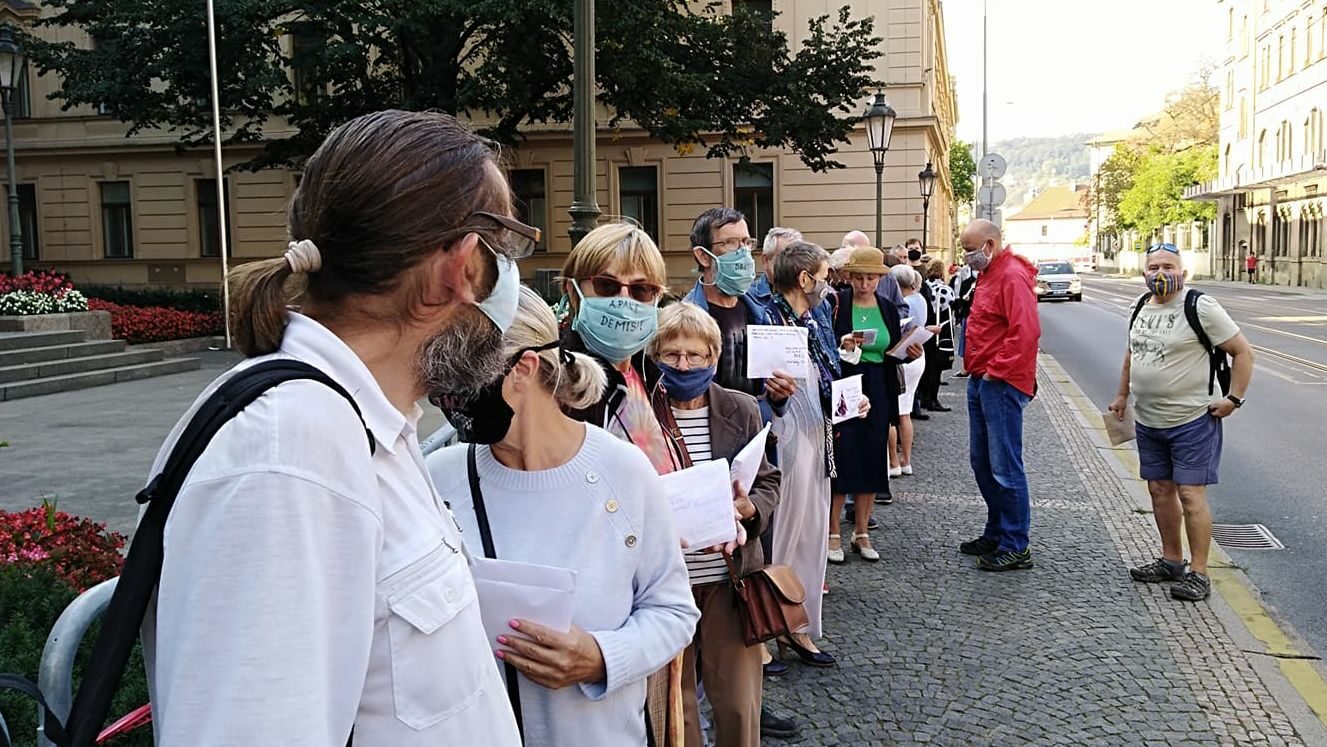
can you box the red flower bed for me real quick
[0,503,126,592]
[87,298,224,344]
[0,270,74,295]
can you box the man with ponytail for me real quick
[1109,243,1255,602]
[141,110,535,744]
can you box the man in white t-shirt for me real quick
[1109,243,1255,602]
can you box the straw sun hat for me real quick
[840,246,888,275]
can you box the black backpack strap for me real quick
[467,445,524,738]
[1129,292,1152,329]
[58,360,373,746]
[0,674,67,747]
[1182,289,1230,395]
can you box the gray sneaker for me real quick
[1170,572,1211,602]
[1130,557,1188,583]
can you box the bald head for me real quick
[841,230,871,249]
[960,219,1003,256]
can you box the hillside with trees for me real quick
[981,134,1094,213]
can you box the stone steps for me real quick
[0,340,127,367]
[0,329,201,401]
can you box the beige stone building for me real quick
[1186,0,1327,288]
[1,0,958,295]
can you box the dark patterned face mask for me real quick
[1145,270,1184,297]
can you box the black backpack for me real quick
[0,360,373,747]
[1129,289,1232,396]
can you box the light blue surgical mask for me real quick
[701,246,757,297]
[571,283,659,362]
[475,237,520,333]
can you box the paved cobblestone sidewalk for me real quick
[759,360,1323,746]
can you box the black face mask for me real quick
[430,341,560,445]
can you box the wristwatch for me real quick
[1226,394,1245,408]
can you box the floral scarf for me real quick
[770,293,837,479]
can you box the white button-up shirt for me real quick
[141,313,520,746]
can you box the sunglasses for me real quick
[1146,243,1180,255]
[581,275,664,304]
[467,211,542,260]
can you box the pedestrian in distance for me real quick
[957,219,1042,572]
[428,286,700,746]
[141,110,530,744]
[1243,241,1257,284]
[886,265,933,478]
[903,239,935,422]
[918,258,956,413]
[1109,243,1255,602]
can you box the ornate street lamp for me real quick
[918,160,936,253]
[863,90,897,248]
[0,23,27,275]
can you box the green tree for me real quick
[25,1,882,172]
[1090,143,1143,233]
[949,139,975,204]
[1117,144,1218,237]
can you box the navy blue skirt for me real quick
[831,360,897,494]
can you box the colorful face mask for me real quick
[571,283,660,362]
[1145,270,1184,297]
[701,246,757,297]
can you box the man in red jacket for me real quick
[956,219,1041,571]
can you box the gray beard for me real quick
[417,305,507,398]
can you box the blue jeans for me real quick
[956,318,967,358]
[967,377,1032,552]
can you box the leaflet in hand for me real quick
[830,375,865,424]
[659,458,737,550]
[851,328,878,346]
[886,325,934,360]
[728,423,770,494]
[471,557,577,651]
[746,325,813,381]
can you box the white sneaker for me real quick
[901,465,914,476]
[888,466,903,477]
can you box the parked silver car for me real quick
[1035,260,1082,302]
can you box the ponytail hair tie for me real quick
[285,239,323,274]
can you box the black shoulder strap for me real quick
[1182,289,1230,395]
[53,360,373,746]
[1129,292,1153,329]
[1183,289,1214,352]
[466,445,524,738]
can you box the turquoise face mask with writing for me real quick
[570,284,660,362]
[701,246,757,297]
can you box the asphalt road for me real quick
[1037,274,1327,660]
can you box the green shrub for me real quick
[80,285,221,314]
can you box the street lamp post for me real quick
[918,160,936,253]
[862,91,897,249]
[0,24,26,276]
[568,0,601,248]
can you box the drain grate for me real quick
[1212,523,1284,550]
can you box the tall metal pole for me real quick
[981,0,989,220]
[205,0,232,349]
[4,93,22,276]
[568,0,601,248]
[874,160,884,248]
[922,195,930,251]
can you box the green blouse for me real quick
[850,301,891,364]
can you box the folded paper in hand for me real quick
[728,423,770,495]
[471,557,577,651]
[660,458,738,550]
[1101,405,1136,446]
[830,375,865,424]
[746,325,813,381]
[886,325,934,360]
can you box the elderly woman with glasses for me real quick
[644,302,781,747]
[759,240,869,669]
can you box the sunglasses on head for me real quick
[582,275,664,304]
[1146,243,1180,255]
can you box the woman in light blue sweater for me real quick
[427,286,699,746]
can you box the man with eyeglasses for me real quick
[1109,242,1254,602]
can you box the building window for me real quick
[1228,7,1235,40]
[5,183,38,260]
[1040,225,1049,237]
[1240,98,1249,139]
[618,166,659,244]
[733,163,774,246]
[1225,70,1234,110]
[1241,15,1250,56]
[100,181,134,259]
[11,64,30,119]
[196,178,232,257]
[90,37,116,115]
[1309,17,1317,64]
[508,168,547,252]
[1273,209,1291,256]
[732,0,774,34]
[1279,35,1286,79]
[1258,130,1267,169]
[1316,207,1326,257]
[288,24,325,107]
[1292,29,1299,73]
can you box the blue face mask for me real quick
[701,246,757,297]
[657,362,716,401]
[571,284,660,362]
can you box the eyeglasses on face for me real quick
[468,211,542,260]
[710,237,758,253]
[658,351,711,367]
[582,274,664,304]
[1146,243,1180,255]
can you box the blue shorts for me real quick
[1135,413,1223,485]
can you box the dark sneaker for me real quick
[977,548,1033,571]
[953,370,971,379]
[1170,572,1211,601]
[959,536,999,556]
[1130,557,1188,583]
[875,492,895,505]
[760,707,799,739]
[867,516,879,530]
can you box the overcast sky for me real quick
[943,0,1224,144]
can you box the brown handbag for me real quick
[725,556,809,646]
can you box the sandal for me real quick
[851,532,880,562]
[827,534,845,564]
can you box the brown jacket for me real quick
[653,382,781,578]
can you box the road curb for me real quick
[1039,352,1327,738]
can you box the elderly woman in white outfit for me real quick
[427,286,699,747]
[889,264,938,477]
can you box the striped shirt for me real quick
[671,406,730,586]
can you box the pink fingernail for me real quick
[497,636,508,645]
[496,650,506,660]
[509,619,521,629]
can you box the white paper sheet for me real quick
[830,375,865,424]
[729,423,771,494]
[886,326,935,360]
[470,557,577,651]
[746,325,812,381]
[659,458,737,550]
